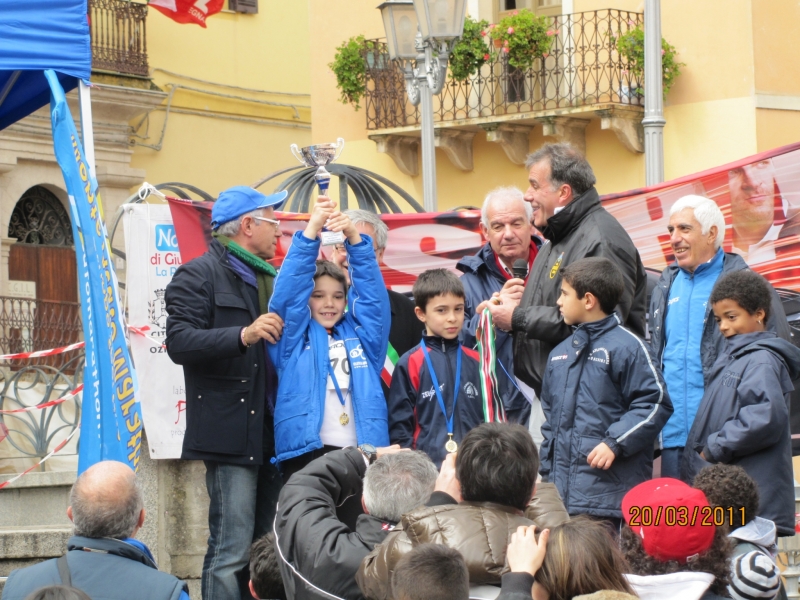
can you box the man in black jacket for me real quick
[483,143,648,397]
[1,461,189,600]
[165,186,287,600]
[330,209,424,399]
[274,446,438,600]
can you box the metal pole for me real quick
[643,0,665,186]
[419,78,437,212]
[78,80,97,182]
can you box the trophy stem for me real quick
[315,165,331,195]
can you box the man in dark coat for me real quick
[165,186,287,600]
[483,143,648,397]
[456,186,542,429]
[1,461,189,600]
[274,447,438,600]
[330,209,424,399]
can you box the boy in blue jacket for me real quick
[540,257,672,521]
[388,269,485,467]
[268,196,391,478]
[683,269,800,537]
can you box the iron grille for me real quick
[88,0,149,77]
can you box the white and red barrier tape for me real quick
[0,426,79,490]
[0,384,83,415]
[0,341,85,361]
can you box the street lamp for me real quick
[378,0,468,211]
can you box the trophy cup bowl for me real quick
[289,138,346,245]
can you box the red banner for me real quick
[167,140,800,293]
[149,0,224,27]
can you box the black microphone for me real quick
[512,258,528,280]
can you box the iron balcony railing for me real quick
[0,297,82,370]
[88,0,149,77]
[363,9,643,130]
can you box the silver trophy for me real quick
[290,138,345,245]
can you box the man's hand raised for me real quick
[434,452,462,502]
[243,312,284,345]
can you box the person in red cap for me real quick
[620,478,734,600]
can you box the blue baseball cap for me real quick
[211,186,288,230]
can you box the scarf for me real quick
[213,233,276,314]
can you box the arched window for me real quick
[8,186,73,246]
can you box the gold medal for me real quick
[339,412,350,426]
[445,434,457,453]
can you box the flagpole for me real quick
[78,80,97,181]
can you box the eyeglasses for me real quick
[252,216,281,229]
[332,244,346,254]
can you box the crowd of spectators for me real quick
[4,142,798,600]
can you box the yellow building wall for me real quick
[129,2,313,197]
[756,110,800,153]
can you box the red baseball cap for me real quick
[622,478,715,564]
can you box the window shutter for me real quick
[229,0,257,13]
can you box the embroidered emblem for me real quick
[549,252,565,279]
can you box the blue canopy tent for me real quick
[0,0,93,154]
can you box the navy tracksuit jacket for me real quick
[389,335,484,467]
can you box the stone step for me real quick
[0,471,75,529]
[0,525,72,595]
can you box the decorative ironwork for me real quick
[0,297,83,370]
[8,187,74,246]
[88,0,149,77]
[258,164,424,214]
[363,10,644,130]
[0,353,83,460]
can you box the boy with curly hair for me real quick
[693,464,786,600]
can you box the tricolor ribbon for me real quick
[476,308,506,423]
[380,342,400,388]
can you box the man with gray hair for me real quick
[274,446,438,600]
[165,185,287,600]
[329,209,424,399]
[1,461,189,600]
[456,187,542,429]
[648,194,790,479]
[483,143,648,399]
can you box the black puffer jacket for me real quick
[275,448,397,600]
[683,332,800,536]
[511,188,648,396]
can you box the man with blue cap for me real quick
[165,185,288,600]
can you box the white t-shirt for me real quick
[319,335,358,448]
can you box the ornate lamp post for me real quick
[378,0,468,211]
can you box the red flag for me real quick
[149,0,224,27]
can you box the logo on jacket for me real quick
[463,382,478,399]
[349,344,368,369]
[549,252,565,279]
[588,348,610,365]
[422,384,445,401]
[721,370,741,388]
[668,296,680,306]
[551,354,568,362]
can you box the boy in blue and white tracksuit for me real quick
[268,198,390,469]
[540,258,673,519]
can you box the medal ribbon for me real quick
[420,340,462,439]
[477,308,507,423]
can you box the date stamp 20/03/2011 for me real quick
[627,505,744,528]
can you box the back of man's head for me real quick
[23,585,92,600]
[68,460,143,539]
[456,423,539,511]
[391,544,469,600]
[249,533,287,600]
[363,451,438,522]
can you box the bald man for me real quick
[1,461,189,600]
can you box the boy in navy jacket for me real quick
[540,257,672,520]
[388,269,484,467]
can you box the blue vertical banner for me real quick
[45,71,143,473]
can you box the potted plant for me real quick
[611,25,684,98]
[448,16,491,82]
[488,9,555,70]
[329,34,375,111]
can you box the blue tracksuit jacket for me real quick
[540,314,673,518]
[268,232,390,463]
